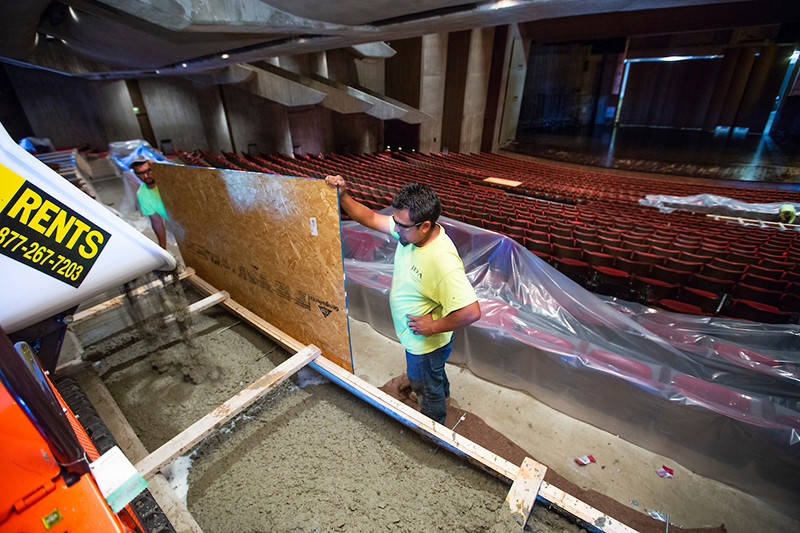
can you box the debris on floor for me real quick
[656,465,674,478]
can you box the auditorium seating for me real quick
[182,148,800,324]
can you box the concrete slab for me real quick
[348,318,800,533]
[73,367,205,533]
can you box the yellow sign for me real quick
[0,165,110,287]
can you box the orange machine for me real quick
[0,327,151,533]
[0,114,176,533]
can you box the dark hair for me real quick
[131,160,149,170]
[391,182,441,224]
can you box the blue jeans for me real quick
[406,338,453,425]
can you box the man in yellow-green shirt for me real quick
[326,175,480,425]
[779,204,796,225]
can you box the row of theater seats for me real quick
[175,150,210,168]
[402,151,800,207]
[181,149,800,323]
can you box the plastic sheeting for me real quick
[108,140,168,171]
[640,193,800,226]
[108,142,176,246]
[341,210,800,516]
[18,137,55,153]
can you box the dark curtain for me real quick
[619,58,722,129]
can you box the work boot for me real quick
[409,391,451,406]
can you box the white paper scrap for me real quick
[90,446,147,513]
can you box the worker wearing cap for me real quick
[131,158,168,249]
[779,204,796,225]
[325,174,480,425]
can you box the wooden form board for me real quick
[152,163,352,371]
[507,457,546,530]
[186,274,640,533]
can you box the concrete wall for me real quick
[386,37,422,108]
[419,33,448,153]
[89,80,142,144]
[6,65,107,150]
[326,49,360,87]
[440,30,471,153]
[481,25,511,153]
[333,112,383,153]
[288,106,335,156]
[355,57,385,94]
[222,84,292,155]
[193,85,233,154]
[139,77,209,151]
[4,41,518,157]
[498,37,529,146]
[280,53,327,78]
[460,27,494,154]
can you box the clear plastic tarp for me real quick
[107,141,175,242]
[108,140,168,171]
[18,137,55,153]
[342,210,800,516]
[640,193,800,226]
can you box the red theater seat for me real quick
[671,374,751,421]
[659,287,719,315]
[588,349,653,380]
[687,273,735,296]
[519,327,574,350]
[739,273,789,292]
[552,244,582,261]
[583,251,616,268]
[731,283,782,307]
[727,300,792,324]
[712,342,781,375]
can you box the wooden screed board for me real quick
[152,163,352,371]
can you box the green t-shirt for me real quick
[389,219,478,355]
[779,204,796,224]
[136,183,168,219]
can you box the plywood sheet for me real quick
[151,164,352,371]
[484,177,521,187]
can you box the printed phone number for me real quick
[0,226,84,281]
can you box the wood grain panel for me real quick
[152,163,352,371]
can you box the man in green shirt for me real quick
[325,175,481,425]
[132,159,168,249]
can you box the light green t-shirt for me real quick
[136,183,168,219]
[389,219,478,355]
[779,204,796,224]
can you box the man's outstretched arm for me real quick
[325,174,392,235]
[406,301,481,336]
[149,214,167,249]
